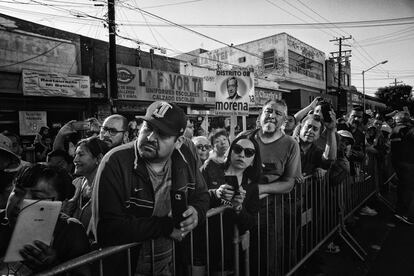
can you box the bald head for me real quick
[99,114,129,149]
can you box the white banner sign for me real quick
[117,65,204,104]
[22,70,90,98]
[19,111,47,136]
[215,70,254,116]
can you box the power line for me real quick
[118,1,265,60]
[0,41,65,68]
[141,0,203,10]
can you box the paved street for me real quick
[299,192,414,276]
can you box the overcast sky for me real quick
[1,0,413,96]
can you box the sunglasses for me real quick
[232,144,256,158]
[196,144,212,151]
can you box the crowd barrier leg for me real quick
[127,248,132,276]
[233,226,240,276]
[338,174,368,261]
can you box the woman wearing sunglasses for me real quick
[198,134,262,273]
[192,136,212,165]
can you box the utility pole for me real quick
[390,78,403,86]
[108,0,117,113]
[330,36,352,113]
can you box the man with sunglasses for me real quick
[90,101,209,275]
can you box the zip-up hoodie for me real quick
[89,140,209,275]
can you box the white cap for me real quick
[337,130,355,145]
[381,124,392,134]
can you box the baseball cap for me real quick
[0,133,20,170]
[137,101,187,136]
[337,130,354,145]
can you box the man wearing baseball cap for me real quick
[90,101,209,275]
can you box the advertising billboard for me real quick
[215,70,254,116]
[22,70,90,98]
[116,65,204,104]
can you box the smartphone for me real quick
[319,101,332,123]
[224,175,239,195]
[171,189,188,228]
[72,121,91,131]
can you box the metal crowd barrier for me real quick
[34,160,384,276]
[33,205,242,276]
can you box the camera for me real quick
[72,121,91,131]
[318,101,332,123]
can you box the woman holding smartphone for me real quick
[198,134,262,274]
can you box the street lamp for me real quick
[362,60,388,113]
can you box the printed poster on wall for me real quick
[215,70,254,116]
[116,65,204,104]
[22,70,90,98]
[19,111,47,136]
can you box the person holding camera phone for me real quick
[0,164,90,276]
[199,134,261,273]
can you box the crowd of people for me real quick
[0,97,413,275]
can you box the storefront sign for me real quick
[116,65,204,104]
[253,88,282,106]
[22,70,91,98]
[0,28,78,74]
[215,70,254,116]
[19,111,47,136]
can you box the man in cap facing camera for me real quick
[90,101,209,275]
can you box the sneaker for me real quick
[359,206,378,216]
[325,242,340,254]
[394,214,414,225]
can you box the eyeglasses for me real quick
[100,126,126,136]
[196,144,212,151]
[232,144,256,158]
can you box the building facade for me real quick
[197,32,326,94]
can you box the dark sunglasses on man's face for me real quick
[196,144,212,151]
[232,144,256,158]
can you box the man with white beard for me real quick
[248,99,301,194]
[241,99,301,275]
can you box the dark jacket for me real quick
[199,160,260,270]
[93,141,209,275]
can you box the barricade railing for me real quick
[33,205,242,276]
[33,157,387,276]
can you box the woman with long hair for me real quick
[199,134,262,273]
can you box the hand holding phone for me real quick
[319,101,332,123]
[72,121,91,131]
[225,175,239,196]
[171,190,188,228]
